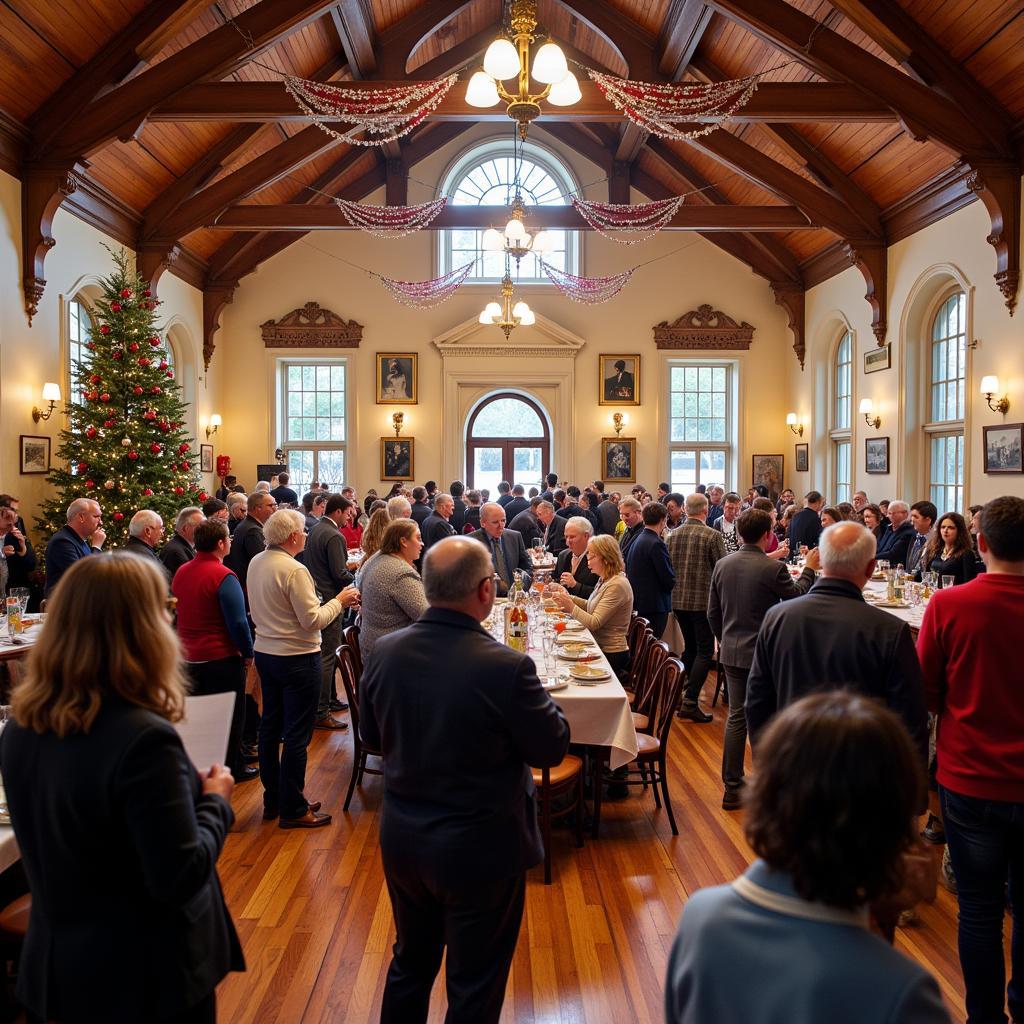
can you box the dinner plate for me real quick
[557,649,602,662]
[569,664,611,681]
[542,679,569,692]
[873,599,910,608]
[555,635,593,648]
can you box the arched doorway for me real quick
[466,392,550,493]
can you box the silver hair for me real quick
[819,521,877,577]
[888,500,909,514]
[565,515,594,537]
[422,537,493,603]
[685,493,709,516]
[174,506,203,533]
[387,496,412,520]
[254,481,271,492]
[128,509,162,537]
[434,492,453,507]
[536,500,554,513]
[263,509,306,547]
[66,497,97,522]
[226,493,247,509]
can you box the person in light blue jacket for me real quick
[665,691,950,1024]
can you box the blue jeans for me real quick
[940,786,1024,1024]
[256,651,320,818]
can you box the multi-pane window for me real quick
[668,364,730,491]
[440,142,578,282]
[281,362,346,492]
[68,297,93,406]
[830,331,853,503]
[927,292,966,513]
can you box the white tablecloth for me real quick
[862,579,926,633]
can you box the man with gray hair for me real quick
[555,515,598,598]
[125,509,165,568]
[388,495,413,521]
[161,506,204,580]
[360,536,569,1023]
[44,499,106,598]
[746,521,928,764]
[876,499,915,566]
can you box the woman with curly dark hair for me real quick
[920,511,977,586]
[664,692,948,1024]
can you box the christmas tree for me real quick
[37,248,207,550]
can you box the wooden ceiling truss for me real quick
[8,0,1021,364]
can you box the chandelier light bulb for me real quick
[484,301,503,318]
[504,216,528,242]
[547,71,582,106]
[483,38,520,81]
[478,310,493,324]
[531,230,553,252]
[512,300,530,318]
[519,309,536,326]
[482,227,506,251]
[531,42,568,85]
[465,71,500,108]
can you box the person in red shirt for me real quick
[916,494,1024,1024]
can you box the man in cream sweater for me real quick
[247,509,360,828]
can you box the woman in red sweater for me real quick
[916,495,1024,1024]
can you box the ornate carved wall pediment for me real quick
[260,302,363,348]
[653,304,756,350]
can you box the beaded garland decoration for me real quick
[376,262,476,309]
[541,261,635,305]
[572,196,685,244]
[284,74,459,146]
[335,197,448,237]
[587,69,761,141]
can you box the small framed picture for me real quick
[864,346,891,373]
[601,437,636,483]
[200,443,214,473]
[865,436,890,474]
[795,443,809,473]
[381,437,415,480]
[599,354,640,406]
[983,423,1023,473]
[19,435,51,474]
[751,454,784,501]
[376,352,417,404]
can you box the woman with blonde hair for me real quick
[549,533,634,675]
[0,553,244,1023]
[359,506,391,562]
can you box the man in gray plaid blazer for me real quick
[666,493,726,723]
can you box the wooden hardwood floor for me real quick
[215,695,979,1023]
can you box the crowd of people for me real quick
[0,471,1020,1024]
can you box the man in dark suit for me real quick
[508,498,544,550]
[495,481,513,508]
[409,487,432,528]
[160,506,203,581]
[125,509,167,571]
[618,498,644,558]
[746,521,928,766]
[906,499,937,576]
[269,472,299,508]
[44,498,106,597]
[596,491,620,536]
[788,490,825,551]
[555,516,599,598]
[470,503,532,596]
[224,491,276,592]
[503,484,529,521]
[538,472,558,504]
[361,536,569,1024]
[625,502,675,637]
[875,500,914,565]
[421,493,457,552]
[708,509,819,809]
[462,491,483,534]
[555,485,584,520]
[536,501,566,555]
[604,359,635,401]
[449,481,468,534]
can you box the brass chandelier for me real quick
[465,0,582,139]
[478,259,536,338]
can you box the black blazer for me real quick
[625,527,676,619]
[876,520,915,566]
[0,703,244,1022]
[746,577,928,767]
[43,525,99,597]
[541,514,567,555]
[504,496,530,520]
[554,547,599,598]
[223,515,265,590]
[508,508,543,549]
[360,608,569,887]
[788,507,823,550]
[470,527,533,588]
[421,511,456,550]
[160,533,196,580]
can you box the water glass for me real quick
[541,630,555,672]
[9,588,28,617]
[532,537,544,554]
[941,575,956,590]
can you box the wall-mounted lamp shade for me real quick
[859,398,874,414]
[483,38,520,80]
[547,71,582,106]
[42,383,61,402]
[980,375,1000,395]
[209,413,222,428]
[786,412,797,426]
[465,71,500,107]
[531,42,568,85]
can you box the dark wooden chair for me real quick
[342,623,362,682]
[531,754,584,884]
[336,641,382,811]
[631,639,669,734]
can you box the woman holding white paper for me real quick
[0,553,244,1024]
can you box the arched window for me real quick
[466,393,550,493]
[927,290,966,512]
[67,296,94,407]
[830,331,852,502]
[439,139,579,282]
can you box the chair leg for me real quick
[591,754,603,840]
[574,771,584,849]
[542,785,552,885]
[343,741,361,811]
[660,756,678,836]
[650,762,662,808]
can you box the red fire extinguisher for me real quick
[216,454,232,479]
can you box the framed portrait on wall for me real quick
[795,443,808,473]
[381,437,415,480]
[751,454,783,501]
[200,444,214,474]
[865,436,890,474]
[19,435,50,474]
[599,354,640,406]
[601,437,636,483]
[983,423,1023,473]
[864,346,891,373]
[376,353,417,404]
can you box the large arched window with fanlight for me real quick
[466,393,550,493]
[438,138,579,283]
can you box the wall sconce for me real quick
[980,375,1010,414]
[612,412,628,436]
[786,412,804,437]
[31,382,62,423]
[859,398,881,429]
[392,411,405,437]
[205,413,222,439]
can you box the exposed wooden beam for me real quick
[659,1,712,80]
[964,159,1021,315]
[704,0,1003,158]
[330,0,377,78]
[150,80,896,123]
[136,0,219,61]
[53,0,340,160]
[556,0,658,78]
[375,1,474,79]
[410,25,496,81]
[211,203,815,231]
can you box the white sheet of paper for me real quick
[176,693,236,772]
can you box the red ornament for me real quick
[180,462,190,471]
[99,325,111,335]
[149,337,160,348]
[85,428,97,440]
[143,289,152,298]
[103,419,116,428]
[113,512,124,521]
[138,357,150,367]
[178,443,190,453]
[112,350,123,360]
[100,393,111,403]
[128,342,139,352]
[142,487,153,497]
[120,288,132,299]
[198,492,209,502]
[128,451,139,461]
[144,410,156,420]
[159,423,170,433]
[159,360,168,370]
[77,463,88,474]
[85,390,97,401]
[89,374,101,385]
[174,486,184,496]
[85,479,95,489]
[111,302,121,312]
[133,386,144,395]
[165,370,174,378]
[86,341,96,350]
[150,443,162,454]
[150,386,162,394]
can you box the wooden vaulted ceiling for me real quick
[1,0,1022,368]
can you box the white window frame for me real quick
[277,358,349,490]
[924,289,967,512]
[67,295,95,409]
[829,330,853,503]
[666,360,737,492]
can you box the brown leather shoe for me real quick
[279,809,332,829]
[314,715,348,731]
[263,800,321,821]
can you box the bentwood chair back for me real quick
[632,640,669,734]
[342,624,362,681]
[336,641,381,810]
[626,625,654,696]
